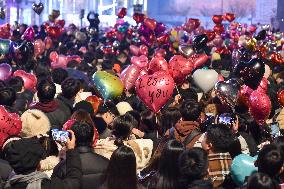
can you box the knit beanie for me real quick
[20,109,51,137]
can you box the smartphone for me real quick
[51,129,70,143]
[270,122,281,138]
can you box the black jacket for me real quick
[0,159,12,181]
[5,149,82,189]
[54,146,109,189]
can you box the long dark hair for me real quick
[148,139,184,189]
[160,107,181,135]
[103,145,138,189]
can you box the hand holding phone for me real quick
[51,129,71,143]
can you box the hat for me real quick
[6,138,46,174]
[20,109,51,137]
[74,101,94,116]
[116,102,133,116]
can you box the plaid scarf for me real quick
[208,152,232,187]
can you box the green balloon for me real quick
[0,38,10,55]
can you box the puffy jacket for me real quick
[54,146,109,189]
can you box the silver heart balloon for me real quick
[178,45,195,58]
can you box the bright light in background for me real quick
[9,7,17,25]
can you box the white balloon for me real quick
[193,69,218,93]
[264,64,271,79]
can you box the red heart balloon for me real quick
[169,55,193,85]
[121,64,141,90]
[13,70,37,92]
[213,24,225,34]
[190,54,209,69]
[0,23,11,39]
[249,25,257,33]
[257,77,268,93]
[22,27,35,42]
[51,55,68,69]
[154,48,167,58]
[139,45,148,56]
[135,72,175,113]
[144,18,157,31]
[249,90,271,125]
[129,45,140,56]
[156,34,169,46]
[187,18,200,30]
[205,30,216,42]
[148,56,169,74]
[55,19,65,28]
[46,25,62,39]
[117,7,127,18]
[225,13,235,22]
[212,15,223,25]
[0,105,22,148]
[278,90,284,107]
[131,55,148,68]
[133,13,145,24]
[49,51,58,62]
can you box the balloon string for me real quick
[175,85,180,95]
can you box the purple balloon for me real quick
[139,24,152,37]
[0,63,12,81]
[22,27,35,42]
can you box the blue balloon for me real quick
[230,154,258,186]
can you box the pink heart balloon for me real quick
[13,70,37,91]
[0,105,22,148]
[130,45,140,56]
[51,55,68,69]
[121,64,141,90]
[22,27,35,42]
[249,90,271,125]
[135,71,174,113]
[169,55,193,85]
[34,39,45,57]
[49,51,58,62]
[139,45,148,56]
[190,54,209,69]
[144,18,157,31]
[131,55,148,68]
[0,63,12,81]
[148,56,169,74]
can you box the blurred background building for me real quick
[0,0,283,30]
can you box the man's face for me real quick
[201,133,211,152]
[102,111,115,125]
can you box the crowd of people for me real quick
[0,8,284,189]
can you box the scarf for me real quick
[5,171,49,189]
[30,100,59,113]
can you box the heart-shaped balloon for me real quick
[135,71,174,113]
[0,38,11,55]
[156,34,169,45]
[13,70,37,91]
[249,25,257,33]
[51,9,60,19]
[278,90,284,107]
[22,27,35,42]
[249,90,271,125]
[54,19,65,28]
[85,95,103,114]
[257,77,268,93]
[187,18,201,30]
[178,45,195,58]
[129,45,140,56]
[144,18,157,31]
[51,55,68,69]
[131,55,148,68]
[215,79,240,109]
[0,105,22,148]
[230,154,257,186]
[234,58,265,90]
[205,30,216,42]
[46,25,62,39]
[239,85,253,107]
[213,24,225,34]
[193,69,218,93]
[155,22,166,36]
[0,8,5,20]
[190,54,209,69]
[32,2,44,15]
[269,52,284,65]
[212,15,223,25]
[120,64,141,90]
[44,36,52,49]
[34,39,45,57]
[92,71,124,101]
[0,23,11,39]
[225,13,235,22]
[117,7,127,18]
[139,45,148,56]
[148,56,169,74]
[169,55,193,84]
[0,63,12,81]
[133,13,145,24]
[192,34,208,51]
[49,51,58,62]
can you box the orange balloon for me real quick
[86,96,103,114]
